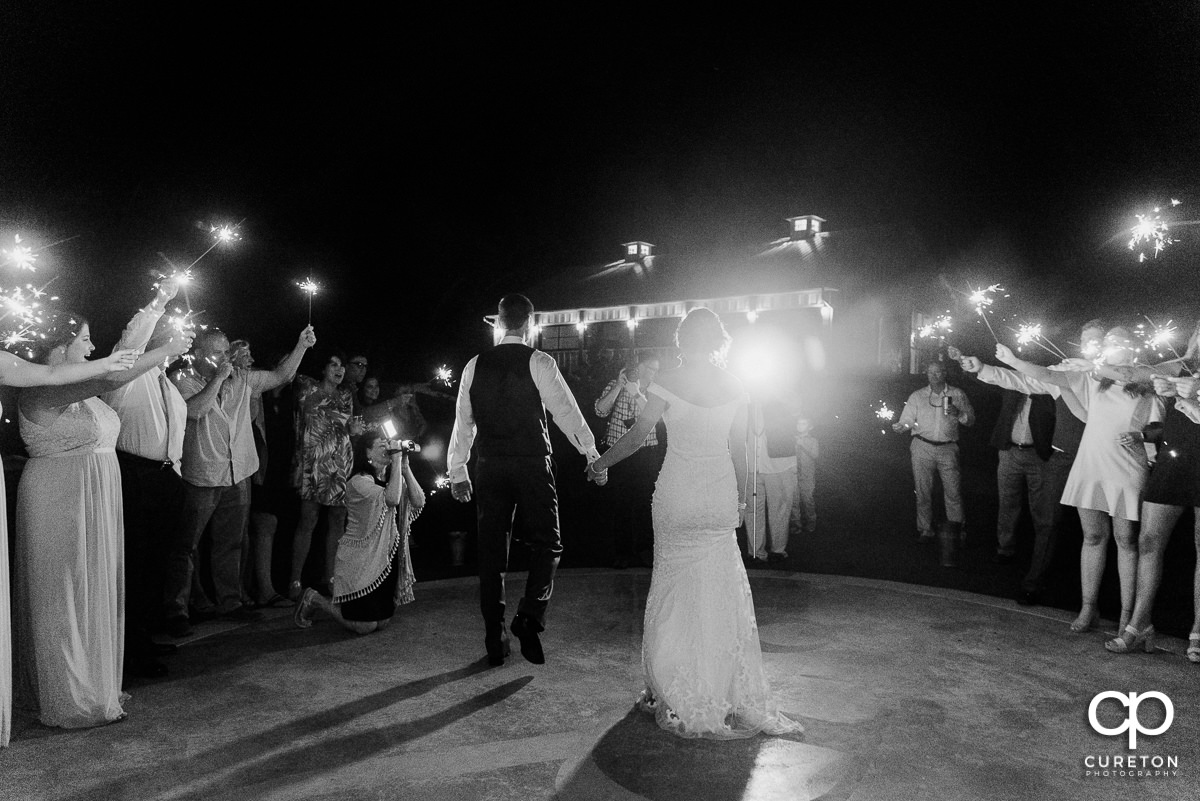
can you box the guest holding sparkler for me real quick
[1107,324,1200,656]
[892,361,975,566]
[164,325,316,638]
[101,279,198,678]
[959,320,1103,606]
[0,332,139,746]
[14,309,189,729]
[293,429,422,633]
[994,328,1163,634]
[288,351,364,600]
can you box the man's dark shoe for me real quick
[485,627,511,667]
[767,552,788,565]
[510,614,545,665]
[166,616,193,639]
[189,607,217,624]
[1016,590,1040,606]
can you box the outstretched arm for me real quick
[730,399,749,510]
[0,349,137,388]
[591,394,667,473]
[995,344,1071,388]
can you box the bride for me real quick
[588,308,802,739]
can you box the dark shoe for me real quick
[189,607,217,624]
[485,626,511,667]
[510,614,545,665]
[1016,590,1040,606]
[293,588,319,629]
[166,616,194,639]
[767,552,788,565]
[992,552,1016,565]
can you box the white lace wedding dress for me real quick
[637,382,803,739]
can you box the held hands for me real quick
[1171,376,1198,400]
[298,325,317,349]
[100,349,139,372]
[1153,376,1177,398]
[450,478,473,503]
[587,460,609,486]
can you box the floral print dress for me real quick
[293,378,354,506]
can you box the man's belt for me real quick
[1009,442,1036,450]
[913,435,954,446]
[117,450,176,470]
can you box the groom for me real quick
[448,294,600,666]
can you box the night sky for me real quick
[1,4,1199,376]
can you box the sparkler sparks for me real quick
[211,224,241,244]
[297,277,320,323]
[433,365,453,387]
[1,235,37,271]
[968,284,1005,343]
[873,400,895,435]
[918,314,954,341]
[1009,322,1070,360]
[1128,203,1179,262]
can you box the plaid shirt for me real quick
[594,378,659,449]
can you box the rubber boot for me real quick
[940,521,961,568]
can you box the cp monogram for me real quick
[1088,691,1174,749]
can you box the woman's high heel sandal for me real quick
[1187,634,1200,664]
[1105,625,1156,654]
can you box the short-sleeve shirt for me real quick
[175,366,277,487]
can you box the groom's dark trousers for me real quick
[475,454,561,632]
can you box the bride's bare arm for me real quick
[592,394,667,473]
[729,400,749,507]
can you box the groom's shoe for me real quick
[485,626,511,667]
[510,614,545,665]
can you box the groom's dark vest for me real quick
[470,343,552,458]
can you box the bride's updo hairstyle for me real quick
[675,307,731,365]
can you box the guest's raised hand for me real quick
[960,356,982,373]
[946,345,963,361]
[155,276,181,305]
[1172,375,1198,400]
[166,329,195,357]
[100,349,139,372]
[1152,376,1177,398]
[214,356,234,382]
[994,344,1017,364]
[298,325,317,349]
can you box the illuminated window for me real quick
[793,219,807,232]
[639,244,649,256]
[627,244,638,255]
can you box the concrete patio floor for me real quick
[3,569,1198,800]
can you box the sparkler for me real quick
[968,284,1005,343]
[433,365,453,387]
[873,400,895,435]
[1134,315,1190,374]
[297,277,319,323]
[1010,322,1070,360]
[1128,204,1177,262]
[918,314,954,342]
[184,219,245,271]
[1,235,37,271]
[431,475,451,495]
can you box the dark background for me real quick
[1,4,1199,378]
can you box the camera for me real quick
[386,439,420,455]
